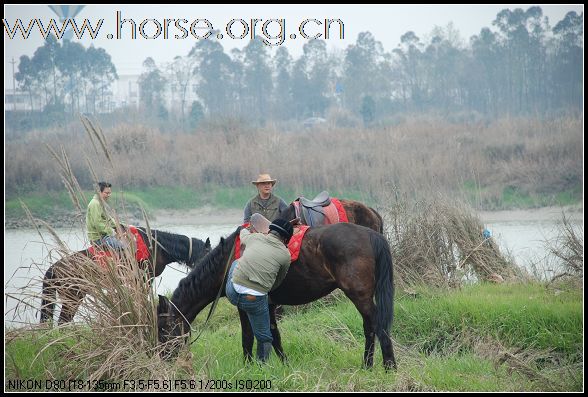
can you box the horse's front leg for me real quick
[269,304,287,362]
[58,291,84,325]
[237,308,254,362]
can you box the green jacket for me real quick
[86,194,116,241]
[232,228,291,294]
[243,194,288,223]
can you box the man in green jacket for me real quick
[225,218,293,362]
[86,181,125,250]
[243,174,289,223]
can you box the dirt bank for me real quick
[5,205,582,230]
[150,207,244,227]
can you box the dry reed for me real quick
[381,192,527,288]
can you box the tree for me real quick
[138,57,167,115]
[83,46,117,113]
[272,47,295,120]
[15,55,38,112]
[189,37,239,116]
[551,11,583,110]
[343,32,390,116]
[360,95,375,125]
[492,7,548,113]
[392,31,426,110]
[189,100,205,128]
[423,24,466,111]
[242,38,273,124]
[168,55,195,127]
[291,40,331,118]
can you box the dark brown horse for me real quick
[280,195,384,233]
[40,227,211,325]
[157,223,396,370]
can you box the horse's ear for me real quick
[157,295,170,313]
[205,237,211,248]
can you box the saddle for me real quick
[88,226,150,270]
[296,191,339,227]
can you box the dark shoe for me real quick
[256,341,273,363]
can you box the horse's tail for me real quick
[370,232,394,339]
[40,265,56,323]
[369,207,384,234]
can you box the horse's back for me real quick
[338,200,383,233]
[271,223,385,305]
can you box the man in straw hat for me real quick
[243,173,289,223]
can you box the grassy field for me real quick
[5,282,583,392]
[4,186,375,225]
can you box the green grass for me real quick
[5,191,85,218]
[461,181,582,210]
[6,282,581,391]
[394,283,583,355]
[5,186,379,222]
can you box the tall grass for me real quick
[4,116,193,390]
[381,193,527,287]
[5,116,583,210]
[546,212,584,286]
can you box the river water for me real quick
[4,210,582,328]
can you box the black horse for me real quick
[40,227,211,325]
[280,196,384,233]
[157,223,396,370]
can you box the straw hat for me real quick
[251,174,277,185]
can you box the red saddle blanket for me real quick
[235,224,310,262]
[331,198,349,223]
[88,226,150,269]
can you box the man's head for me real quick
[269,218,294,244]
[98,181,112,201]
[252,174,277,198]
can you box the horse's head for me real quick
[280,201,302,225]
[198,237,212,260]
[156,295,190,359]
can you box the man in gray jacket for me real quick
[225,218,293,362]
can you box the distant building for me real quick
[111,74,140,109]
[5,89,35,111]
[5,71,202,115]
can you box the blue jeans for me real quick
[92,235,126,250]
[225,260,272,344]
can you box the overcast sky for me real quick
[4,4,584,87]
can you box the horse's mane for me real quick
[135,227,207,267]
[170,227,240,312]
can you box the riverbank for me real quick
[4,205,582,230]
[151,207,244,227]
[152,205,584,227]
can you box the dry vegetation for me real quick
[7,237,190,389]
[5,115,583,208]
[380,193,527,289]
[546,212,584,286]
